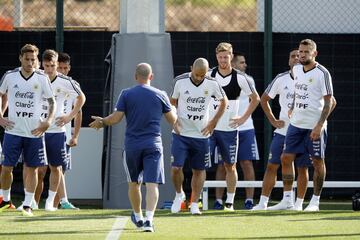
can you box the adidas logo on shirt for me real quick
[14,84,19,89]
[284,86,288,90]
[184,90,190,94]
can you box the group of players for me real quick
[89,38,335,232]
[0,38,335,233]
[0,44,86,217]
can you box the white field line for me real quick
[105,216,128,240]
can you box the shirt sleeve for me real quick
[171,80,180,100]
[212,81,225,100]
[0,74,8,94]
[237,74,256,96]
[265,75,281,99]
[41,76,54,99]
[320,69,333,96]
[115,90,126,112]
[65,79,82,98]
[160,91,172,113]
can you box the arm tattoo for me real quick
[47,97,56,120]
[318,98,331,125]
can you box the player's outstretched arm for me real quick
[89,111,125,130]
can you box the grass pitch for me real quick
[1,202,360,240]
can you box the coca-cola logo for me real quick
[15,91,34,99]
[186,96,205,104]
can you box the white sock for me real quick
[60,197,69,204]
[46,190,57,204]
[225,192,235,204]
[146,210,154,223]
[134,211,143,221]
[295,198,304,207]
[176,191,185,199]
[23,191,34,207]
[283,191,293,202]
[216,199,223,205]
[3,188,11,202]
[191,202,199,209]
[0,189,3,197]
[259,195,269,206]
[311,194,320,202]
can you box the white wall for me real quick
[66,128,103,199]
[257,0,360,33]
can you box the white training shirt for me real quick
[238,74,256,131]
[0,68,54,138]
[63,79,81,144]
[171,72,225,139]
[265,70,295,136]
[43,73,81,133]
[291,63,333,129]
[209,68,255,132]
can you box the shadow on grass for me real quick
[201,233,360,239]
[154,209,355,218]
[0,228,134,237]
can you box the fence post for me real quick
[263,0,272,166]
[56,0,64,52]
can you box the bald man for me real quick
[170,58,228,215]
[89,63,177,232]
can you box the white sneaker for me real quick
[291,204,303,211]
[251,204,267,211]
[304,202,319,212]
[223,203,234,212]
[267,200,294,210]
[171,194,185,213]
[45,201,57,212]
[190,204,202,215]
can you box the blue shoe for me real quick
[143,220,155,232]
[244,200,254,210]
[213,201,224,210]
[131,212,144,228]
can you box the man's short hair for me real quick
[58,52,71,64]
[42,49,58,62]
[216,42,233,54]
[300,39,317,51]
[20,44,39,56]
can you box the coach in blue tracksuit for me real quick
[89,63,177,232]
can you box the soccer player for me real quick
[0,44,55,217]
[232,53,259,209]
[209,43,259,211]
[280,39,335,212]
[54,52,82,210]
[0,94,8,204]
[170,58,228,215]
[37,49,85,211]
[89,63,177,232]
[252,49,312,211]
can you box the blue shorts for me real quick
[2,133,47,167]
[237,129,259,161]
[269,133,312,167]
[45,132,68,167]
[210,130,238,165]
[62,144,71,172]
[284,124,328,159]
[171,133,210,170]
[123,147,164,184]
